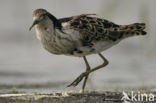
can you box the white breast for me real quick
[34,19,81,55]
[93,40,120,52]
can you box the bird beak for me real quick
[29,19,40,31]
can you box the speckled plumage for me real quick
[30,9,146,57]
[59,14,146,56]
[60,14,146,42]
[30,9,147,91]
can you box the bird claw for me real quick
[67,72,89,87]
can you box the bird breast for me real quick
[35,22,78,55]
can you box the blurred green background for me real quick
[0,0,155,93]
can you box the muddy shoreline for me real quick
[0,91,156,103]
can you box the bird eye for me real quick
[40,13,47,18]
[39,14,47,20]
[39,15,43,19]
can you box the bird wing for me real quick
[59,14,121,42]
[59,14,146,42]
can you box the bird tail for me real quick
[117,23,147,39]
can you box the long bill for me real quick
[29,20,39,31]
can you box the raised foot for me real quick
[67,72,89,87]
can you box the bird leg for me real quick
[67,53,109,89]
[81,56,91,92]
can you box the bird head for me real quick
[29,9,48,30]
[29,9,61,31]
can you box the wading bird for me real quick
[30,9,146,92]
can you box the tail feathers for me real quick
[117,23,147,39]
[119,23,146,31]
[108,23,146,41]
[108,29,146,41]
[118,30,147,39]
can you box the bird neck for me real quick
[46,13,62,29]
[35,18,56,42]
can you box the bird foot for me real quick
[67,72,89,87]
